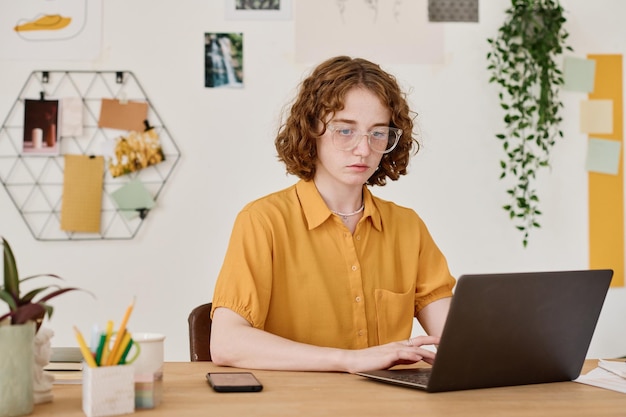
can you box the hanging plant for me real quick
[486,0,572,247]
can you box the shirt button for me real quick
[358,330,364,336]
[356,235,361,241]
[351,265,357,271]
[355,296,361,302]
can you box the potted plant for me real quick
[0,237,83,417]
[486,0,572,247]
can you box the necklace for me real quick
[330,203,365,221]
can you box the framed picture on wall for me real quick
[224,0,292,20]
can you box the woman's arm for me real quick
[416,297,452,337]
[210,307,440,374]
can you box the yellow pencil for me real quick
[110,330,131,366]
[73,326,98,368]
[99,320,114,366]
[106,298,135,365]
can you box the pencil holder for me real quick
[82,365,135,417]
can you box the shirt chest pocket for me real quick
[374,287,415,345]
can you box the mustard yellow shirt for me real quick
[212,180,455,349]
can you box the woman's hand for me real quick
[343,335,440,374]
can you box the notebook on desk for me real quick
[357,269,613,393]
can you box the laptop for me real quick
[357,269,613,392]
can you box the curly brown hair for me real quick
[275,56,419,186]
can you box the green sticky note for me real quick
[563,57,596,93]
[110,179,156,220]
[586,138,621,175]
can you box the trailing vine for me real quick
[487,0,572,247]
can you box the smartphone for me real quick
[206,372,263,392]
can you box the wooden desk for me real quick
[35,360,625,417]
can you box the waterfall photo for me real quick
[204,32,243,88]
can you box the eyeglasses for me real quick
[327,124,402,154]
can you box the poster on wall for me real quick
[225,0,292,20]
[204,32,244,88]
[428,0,479,22]
[0,0,102,60]
[295,0,444,64]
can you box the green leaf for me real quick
[2,237,20,299]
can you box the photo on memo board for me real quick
[22,99,60,155]
[204,32,243,88]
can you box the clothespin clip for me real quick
[42,71,49,83]
[39,91,45,100]
[143,120,153,132]
[137,208,149,220]
[118,92,128,105]
[116,71,124,84]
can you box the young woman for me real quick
[210,56,455,373]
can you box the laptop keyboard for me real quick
[389,369,431,386]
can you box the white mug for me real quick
[131,332,165,378]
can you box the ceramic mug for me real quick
[130,333,165,377]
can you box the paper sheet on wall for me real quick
[110,179,156,220]
[61,155,104,233]
[563,57,596,93]
[586,138,622,175]
[98,98,148,132]
[60,97,84,137]
[580,99,614,134]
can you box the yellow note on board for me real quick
[61,155,104,233]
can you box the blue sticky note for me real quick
[586,138,621,175]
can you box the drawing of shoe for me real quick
[14,14,72,32]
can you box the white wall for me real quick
[1,0,625,361]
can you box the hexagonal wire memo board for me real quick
[0,71,181,241]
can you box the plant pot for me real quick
[0,322,35,417]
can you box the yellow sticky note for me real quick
[61,155,104,233]
[580,99,613,134]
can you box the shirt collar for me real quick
[296,180,382,232]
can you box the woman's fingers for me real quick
[402,336,439,364]
[406,335,440,347]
